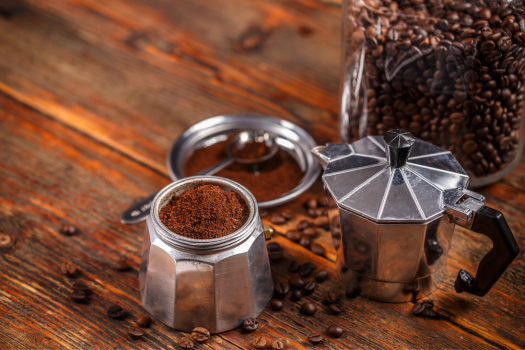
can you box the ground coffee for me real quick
[232,140,270,160]
[159,184,249,239]
[184,137,303,202]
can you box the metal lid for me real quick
[167,113,321,208]
[320,130,469,223]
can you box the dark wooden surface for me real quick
[0,0,524,349]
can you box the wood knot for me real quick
[0,233,14,248]
[235,26,270,52]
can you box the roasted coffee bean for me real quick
[291,290,303,301]
[436,308,452,320]
[311,243,325,256]
[304,281,316,294]
[346,284,361,298]
[70,290,86,303]
[267,242,281,251]
[271,339,285,350]
[299,235,311,248]
[289,260,300,272]
[329,304,342,315]
[313,216,330,227]
[290,278,305,290]
[305,198,318,209]
[302,227,317,237]
[422,308,437,318]
[127,327,143,340]
[136,314,152,328]
[421,299,434,309]
[281,210,293,220]
[191,327,210,342]
[243,318,259,332]
[259,209,269,218]
[412,303,426,316]
[61,260,77,276]
[60,225,77,236]
[325,292,338,303]
[301,302,317,316]
[274,283,290,298]
[308,208,325,217]
[317,197,329,207]
[114,258,130,272]
[327,325,344,338]
[270,215,286,225]
[315,270,328,283]
[107,304,125,319]
[178,337,194,349]
[268,250,283,262]
[285,230,301,242]
[308,333,323,345]
[253,337,268,349]
[297,220,311,230]
[270,299,283,311]
[297,262,316,277]
[72,282,89,292]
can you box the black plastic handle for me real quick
[455,206,520,296]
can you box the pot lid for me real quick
[319,130,469,223]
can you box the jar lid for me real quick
[167,113,321,207]
[318,130,469,223]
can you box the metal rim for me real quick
[151,176,258,252]
[166,113,321,207]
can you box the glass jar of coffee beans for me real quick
[340,0,524,187]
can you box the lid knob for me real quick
[383,130,416,168]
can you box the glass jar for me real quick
[339,0,525,187]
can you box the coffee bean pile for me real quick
[343,0,524,178]
[412,299,452,320]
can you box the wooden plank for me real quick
[1,94,525,349]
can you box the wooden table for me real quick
[0,0,524,348]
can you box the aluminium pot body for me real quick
[139,176,274,333]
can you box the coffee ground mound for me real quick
[233,141,270,160]
[159,184,249,239]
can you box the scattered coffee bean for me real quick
[422,308,437,318]
[127,327,143,340]
[436,308,452,320]
[70,290,86,303]
[285,230,301,242]
[313,216,329,227]
[302,227,317,237]
[297,262,316,277]
[107,304,125,319]
[270,299,283,311]
[311,243,325,256]
[259,209,269,218]
[274,283,290,298]
[305,198,317,209]
[269,250,283,262]
[267,242,281,251]
[281,210,293,220]
[61,260,77,276]
[299,235,311,248]
[329,304,342,315]
[315,270,328,283]
[60,225,77,236]
[412,303,426,316]
[178,337,194,349]
[243,318,259,332]
[114,258,130,272]
[345,284,361,298]
[271,339,285,350]
[304,281,316,294]
[270,215,286,225]
[325,292,338,303]
[327,325,343,338]
[301,302,317,316]
[191,327,210,343]
[290,278,305,290]
[421,299,434,309]
[289,260,300,272]
[291,290,303,301]
[136,314,152,328]
[297,220,311,230]
[308,333,323,345]
[72,281,89,292]
[253,336,267,349]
